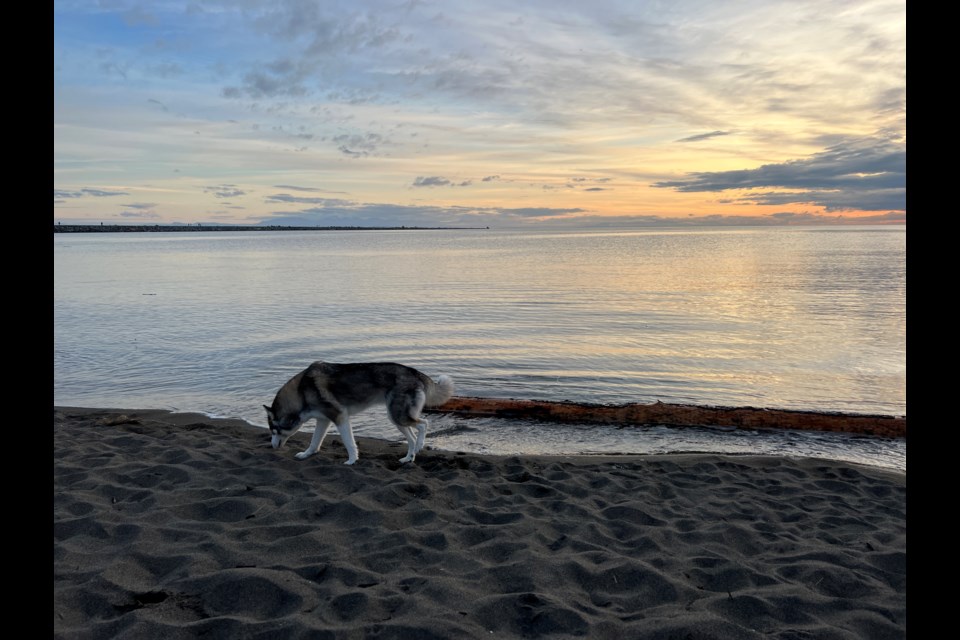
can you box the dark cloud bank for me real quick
[655,136,905,213]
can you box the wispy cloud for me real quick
[55,188,129,200]
[412,176,472,188]
[676,131,731,143]
[53,1,905,226]
[272,184,348,194]
[147,98,169,112]
[265,193,353,206]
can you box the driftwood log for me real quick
[428,396,906,438]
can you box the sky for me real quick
[53,0,906,228]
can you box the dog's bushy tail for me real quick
[425,374,455,407]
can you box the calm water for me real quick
[53,226,906,470]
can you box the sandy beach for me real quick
[54,406,906,639]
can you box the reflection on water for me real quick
[55,226,905,467]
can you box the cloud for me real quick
[257,198,584,227]
[147,98,169,112]
[272,184,348,194]
[204,185,247,199]
[537,210,906,228]
[265,194,353,206]
[766,211,905,224]
[53,2,904,227]
[676,130,731,143]
[502,207,584,218]
[735,188,904,212]
[273,184,322,192]
[258,194,903,228]
[653,136,905,211]
[412,176,472,188]
[54,188,129,199]
[325,87,385,105]
[222,59,311,99]
[98,61,129,80]
[413,176,449,187]
[146,63,183,79]
[259,203,468,227]
[561,177,612,191]
[332,133,386,157]
[82,188,129,197]
[118,203,161,218]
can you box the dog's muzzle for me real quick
[271,434,283,449]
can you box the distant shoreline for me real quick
[54,224,489,233]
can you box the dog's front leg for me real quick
[336,418,359,465]
[295,419,331,460]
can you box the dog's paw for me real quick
[294,451,314,460]
[399,454,415,463]
[344,457,358,465]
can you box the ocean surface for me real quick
[54,226,906,470]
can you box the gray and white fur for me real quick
[264,361,455,465]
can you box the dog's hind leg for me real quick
[295,419,331,460]
[396,424,418,463]
[414,417,428,454]
[396,418,429,463]
[335,418,360,465]
[390,390,428,463]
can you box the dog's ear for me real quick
[263,405,273,417]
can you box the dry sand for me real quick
[54,406,906,639]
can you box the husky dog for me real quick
[264,361,455,465]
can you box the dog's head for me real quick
[263,405,302,449]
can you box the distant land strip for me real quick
[429,397,906,438]
[54,224,489,233]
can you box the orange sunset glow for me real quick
[55,1,905,228]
